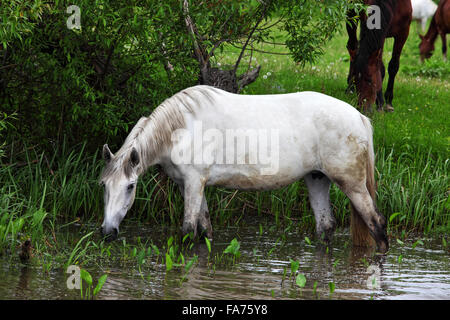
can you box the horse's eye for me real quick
[127,184,134,191]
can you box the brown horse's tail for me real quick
[350,115,377,247]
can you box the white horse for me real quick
[99,85,388,252]
[412,0,438,33]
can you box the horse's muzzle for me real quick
[101,226,119,242]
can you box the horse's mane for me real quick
[100,85,220,180]
[354,0,397,71]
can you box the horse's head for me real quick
[354,49,382,112]
[99,144,140,241]
[419,34,434,62]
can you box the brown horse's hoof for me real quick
[385,104,394,112]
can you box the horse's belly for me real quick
[206,165,306,191]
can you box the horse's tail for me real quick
[350,115,377,247]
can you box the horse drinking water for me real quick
[99,85,389,252]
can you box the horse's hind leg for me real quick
[304,171,336,243]
[338,181,388,252]
[385,32,409,112]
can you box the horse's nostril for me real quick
[101,226,119,242]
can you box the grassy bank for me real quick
[0,22,449,269]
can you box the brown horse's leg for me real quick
[376,60,386,111]
[346,9,359,93]
[441,33,448,61]
[384,33,408,112]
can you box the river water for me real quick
[0,216,449,300]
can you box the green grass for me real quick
[0,21,448,271]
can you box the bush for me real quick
[1,0,360,156]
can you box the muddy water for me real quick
[0,216,449,300]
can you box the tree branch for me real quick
[183,0,207,68]
[238,65,261,90]
[233,1,271,74]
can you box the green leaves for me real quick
[165,253,173,271]
[79,268,108,299]
[204,237,211,253]
[290,259,299,275]
[389,212,403,223]
[295,274,306,288]
[328,282,335,294]
[224,238,241,258]
[80,269,93,287]
[93,274,108,297]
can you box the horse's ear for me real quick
[130,148,140,167]
[103,144,113,163]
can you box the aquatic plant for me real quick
[295,274,306,288]
[79,268,108,300]
[224,238,241,259]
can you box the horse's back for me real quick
[195,87,359,121]
[179,86,371,190]
[189,86,367,139]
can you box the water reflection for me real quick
[16,266,32,298]
[0,217,449,300]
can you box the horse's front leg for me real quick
[441,33,447,62]
[197,195,213,240]
[182,175,206,238]
[179,183,212,240]
[376,61,386,111]
[304,172,336,243]
[421,19,427,34]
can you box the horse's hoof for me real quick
[182,221,197,238]
[345,86,354,95]
[197,224,213,241]
[385,104,394,112]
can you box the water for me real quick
[0,216,449,300]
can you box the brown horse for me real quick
[419,0,450,61]
[346,0,412,113]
